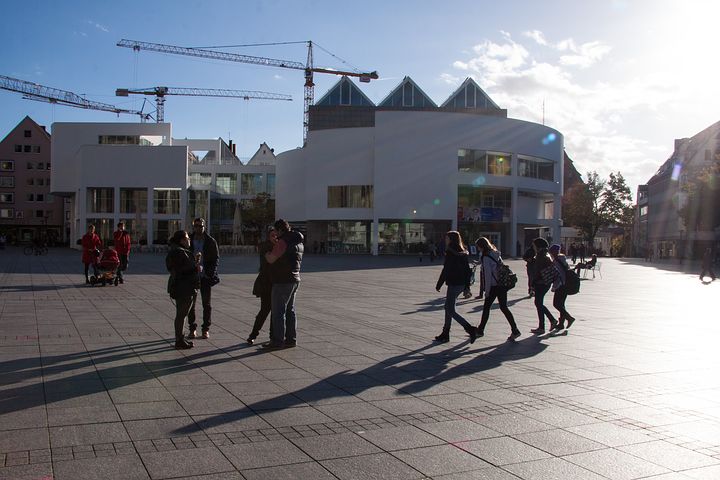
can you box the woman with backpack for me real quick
[549,244,576,331]
[530,238,558,334]
[434,231,477,344]
[475,237,521,341]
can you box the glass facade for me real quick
[87,188,114,214]
[187,190,209,222]
[327,221,371,254]
[216,173,237,195]
[188,172,212,186]
[153,219,181,244]
[120,218,147,244]
[378,221,451,254]
[119,188,147,214]
[518,155,554,181]
[458,149,511,175]
[266,174,276,196]
[86,218,113,245]
[328,185,373,208]
[153,189,180,215]
[241,173,265,195]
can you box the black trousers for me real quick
[188,280,212,332]
[117,254,128,279]
[533,283,556,328]
[552,286,571,321]
[478,286,518,334]
[249,291,272,337]
[175,293,196,339]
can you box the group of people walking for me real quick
[435,232,575,343]
[164,218,303,350]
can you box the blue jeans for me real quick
[270,282,299,344]
[444,284,472,333]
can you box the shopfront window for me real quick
[87,188,114,214]
[86,218,113,245]
[153,219,181,244]
[327,221,371,254]
[457,186,511,223]
[119,218,147,244]
[378,221,450,254]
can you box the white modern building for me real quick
[276,77,564,256]
[51,122,276,247]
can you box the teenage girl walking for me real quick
[530,238,558,334]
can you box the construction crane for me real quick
[116,86,292,123]
[117,39,379,143]
[0,74,151,121]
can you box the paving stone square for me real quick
[1,249,720,479]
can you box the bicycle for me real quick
[23,245,49,256]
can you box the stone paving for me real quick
[1,247,720,479]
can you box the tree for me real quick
[563,171,634,249]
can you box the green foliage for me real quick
[563,170,634,247]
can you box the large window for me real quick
[241,173,265,195]
[327,185,373,208]
[327,221,371,254]
[153,189,180,214]
[378,221,451,254]
[0,193,14,203]
[188,173,212,186]
[86,218,113,245]
[1,208,13,218]
[87,188,114,214]
[0,160,13,171]
[119,218,147,244]
[119,188,148,214]
[187,190,209,221]
[0,177,14,187]
[457,186,511,223]
[266,174,276,196]
[458,149,511,175]
[216,173,237,195]
[518,155,554,181]
[98,135,160,146]
[153,219,181,244]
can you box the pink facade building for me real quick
[0,116,64,245]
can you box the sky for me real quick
[1,0,719,196]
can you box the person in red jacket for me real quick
[81,224,102,284]
[113,221,131,284]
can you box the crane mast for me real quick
[116,86,292,122]
[117,39,378,143]
[0,74,150,120]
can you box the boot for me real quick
[247,331,259,345]
[175,337,194,349]
[465,326,477,344]
[434,328,450,343]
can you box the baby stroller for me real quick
[89,248,121,286]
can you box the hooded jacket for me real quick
[269,230,304,284]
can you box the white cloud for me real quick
[439,73,461,85]
[87,20,109,33]
[523,30,547,46]
[448,31,676,190]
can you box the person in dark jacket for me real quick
[247,227,277,344]
[262,219,304,350]
[113,221,131,285]
[187,218,219,340]
[475,237,520,342]
[530,238,558,334]
[549,244,576,331]
[434,231,477,344]
[166,230,200,349]
[522,246,536,297]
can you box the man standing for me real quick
[188,218,219,339]
[262,219,304,350]
[113,222,131,285]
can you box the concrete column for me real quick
[146,187,154,244]
[511,186,518,257]
[372,217,379,255]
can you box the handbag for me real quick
[488,255,517,290]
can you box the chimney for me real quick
[232,144,236,155]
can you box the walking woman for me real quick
[475,237,521,341]
[81,224,102,284]
[549,244,576,331]
[434,231,477,344]
[247,227,277,344]
[530,238,558,334]
[166,230,200,350]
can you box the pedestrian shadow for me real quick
[173,335,549,435]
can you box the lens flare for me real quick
[433,198,440,206]
[472,176,486,186]
[542,133,557,145]
[671,163,682,181]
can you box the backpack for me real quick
[487,255,517,290]
[564,268,581,295]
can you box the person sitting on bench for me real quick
[574,254,597,274]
